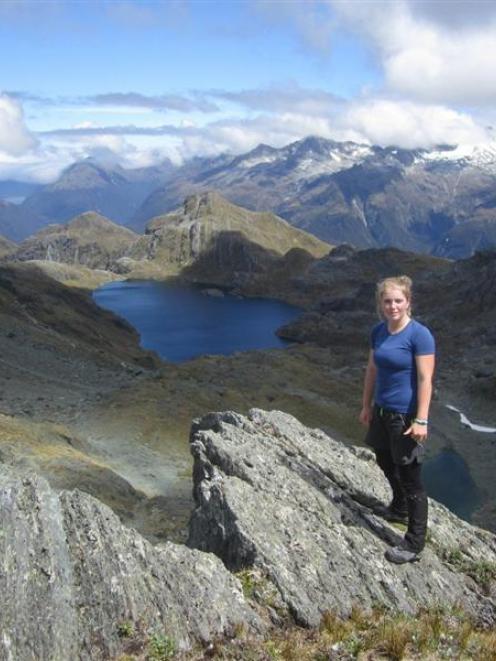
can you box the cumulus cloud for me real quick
[254,1,496,106]
[409,0,496,30]
[0,130,181,184]
[179,114,319,159]
[0,94,38,157]
[330,0,496,106]
[338,99,488,149]
[6,84,493,184]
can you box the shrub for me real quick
[148,633,176,660]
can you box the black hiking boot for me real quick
[373,503,408,524]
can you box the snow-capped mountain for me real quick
[2,136,496,257]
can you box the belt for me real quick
[375,404,402,418]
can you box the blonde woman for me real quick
[360,276,435,564]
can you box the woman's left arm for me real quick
[404,354,436,442]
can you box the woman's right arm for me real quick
[359,349,376,426]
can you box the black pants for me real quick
[365,406,428,552]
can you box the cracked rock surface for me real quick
[0,467,262,661]
[188,409,496,627]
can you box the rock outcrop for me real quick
[2,407,496,659]
[13,212,140,270]
[9,193,331,282]
[188,409,496,628]
[0,467,262,660]
[130,191,330,276]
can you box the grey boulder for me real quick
[188,409,496,627]
[0,467,262,661]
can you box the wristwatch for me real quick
[413,418,428,425]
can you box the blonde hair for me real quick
[376,275,413,319]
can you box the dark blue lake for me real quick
[92,280,301,362]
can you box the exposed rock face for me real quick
[188,409,496,627]
[132,191,330,274]
[9,193,330,282]
[0,467,262,660]
[13,212,140,270]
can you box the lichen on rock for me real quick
[0,467,262,660]
[188,408,496,628]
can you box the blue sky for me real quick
[1,0,495,182]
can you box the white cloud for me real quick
[339,99,488,149]
[0,129,176,183]
[179,112,337,160]
[330,0,496,106]
[0,83,494,184]
[0,94,38,157]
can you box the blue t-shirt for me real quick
[371,319,435,414]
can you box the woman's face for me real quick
[381,286,410,323]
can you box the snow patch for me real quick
[446,404,496,433]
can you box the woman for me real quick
[359,275,435,564]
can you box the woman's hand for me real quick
[403,421,428,443]
[359,405,373,426]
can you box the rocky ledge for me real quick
[0,467,262,661]
[188,409,496,628]
[2,409,496,659]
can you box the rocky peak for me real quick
[232,143,279,168]
[13,212,140,270]
[183,190,226,218]
[142,192,330,277]
[65,211,137,237]
[49,160,127,191]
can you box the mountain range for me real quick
[8,192,331,280]
[2,136,496,257]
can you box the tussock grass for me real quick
[119,603,495,661]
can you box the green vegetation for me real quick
[235,569,288,617]
[237,569,259,600]
[117,621,135,638]
[147,633,176,660]
[440,546,496,593]
[164,605,496,660]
